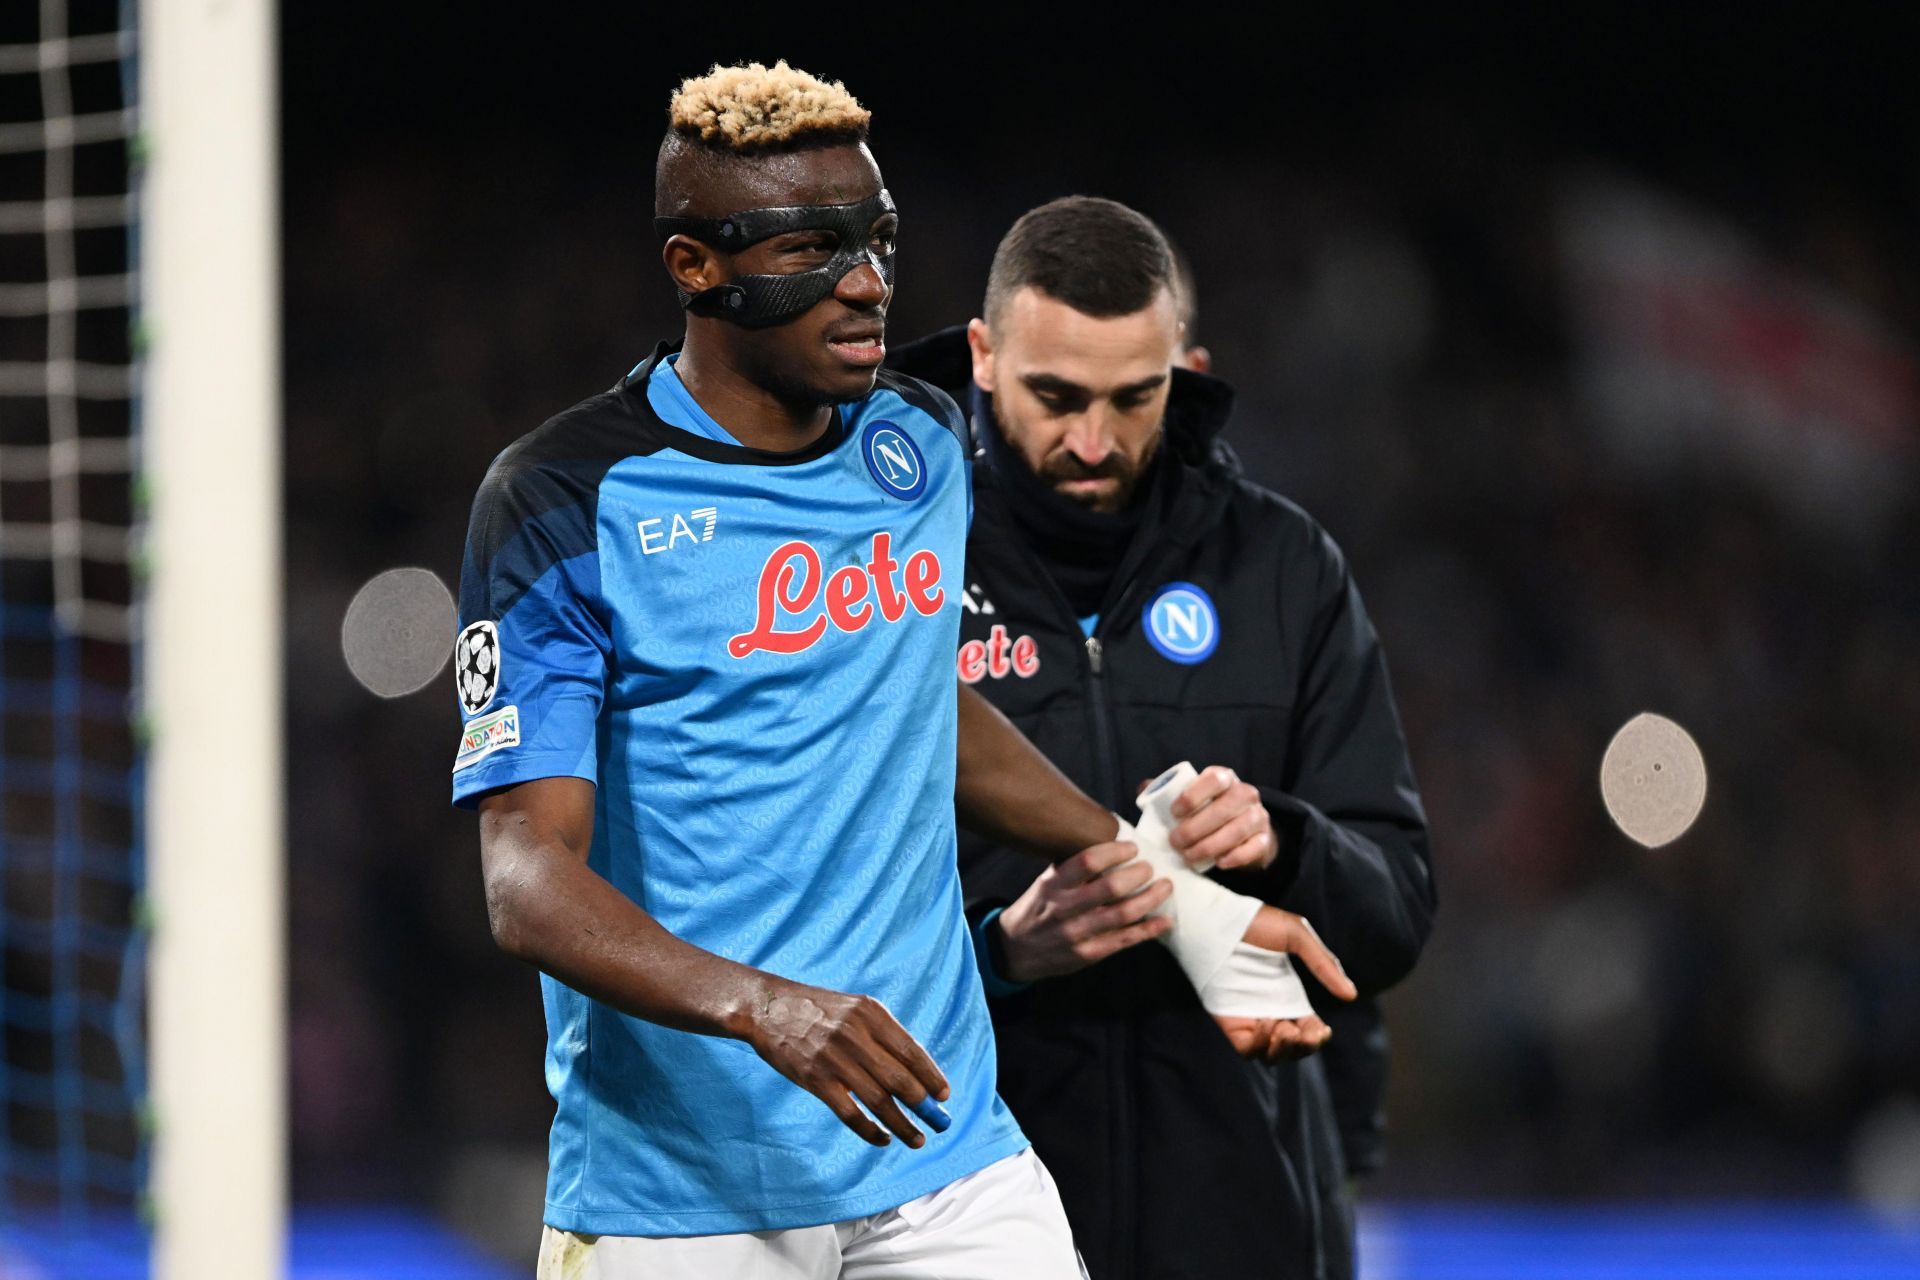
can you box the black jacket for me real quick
[890,330,1435,1280]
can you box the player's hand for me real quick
[745,979,950,1149]
[996,841,1174,983]
[1242,904,1357,1000]
[1213,906,1356,1063]
[1216,1012,1335,1063]
[1166,765,1276,872]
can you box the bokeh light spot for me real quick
[342,567,457,698]
[1599,712,1707,847]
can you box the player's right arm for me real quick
[454,445,944,1149]
[477,776,948,1149]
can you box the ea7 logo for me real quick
[639,506,718,555]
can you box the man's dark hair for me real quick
[984,196,1176,327]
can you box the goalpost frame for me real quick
[142,0,285,1276]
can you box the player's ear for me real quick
[662,235,724,296]
[966,316,996,392]
[1178,344,1213,375]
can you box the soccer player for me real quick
[450,65,1347,1278]
[890,197,1435,1279]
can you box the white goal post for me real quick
[142,0,285,1277]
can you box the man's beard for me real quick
[989,387,1160,513]
[1038,436,1160,513]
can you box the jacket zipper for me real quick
[1082,630,1136,1280]
[989,523,1136,1277]
[983,479,1181,1280]
[1076,575,1164,1280]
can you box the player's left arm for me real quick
[1165,534,1434,997]
[954,681,1124,862]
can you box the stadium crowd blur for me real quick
[280,11,1920,1252]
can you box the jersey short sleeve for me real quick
[450,448,613,808]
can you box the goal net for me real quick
[0,0,147,1247]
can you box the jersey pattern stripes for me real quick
[451,345,1025,1236]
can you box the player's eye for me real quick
[870,219,898,256]
[1113,393,1151,412]
[776,233,837,259]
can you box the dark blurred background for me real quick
[280,3,1920,1257]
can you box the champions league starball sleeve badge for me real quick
[454,619,501,716]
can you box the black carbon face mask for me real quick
[654,190,896,329]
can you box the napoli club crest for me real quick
[455,620,500,714]
[862,420,927,501]
[1143,582,1219,665]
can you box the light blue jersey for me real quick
[450,345,1022,1236]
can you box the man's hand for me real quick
[995,841,1174,983]
[1167,765,1276,872]
[1242,905,1354,998]
[746,978,952,1150]
[1216,906,1356,1064]
[1216,1012,1335,1063]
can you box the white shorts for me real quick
[535,1148,1085,1280]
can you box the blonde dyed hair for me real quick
[669,60,869,152]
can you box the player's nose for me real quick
[834,260,889,309]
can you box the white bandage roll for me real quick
[1125,762,1315,1019]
